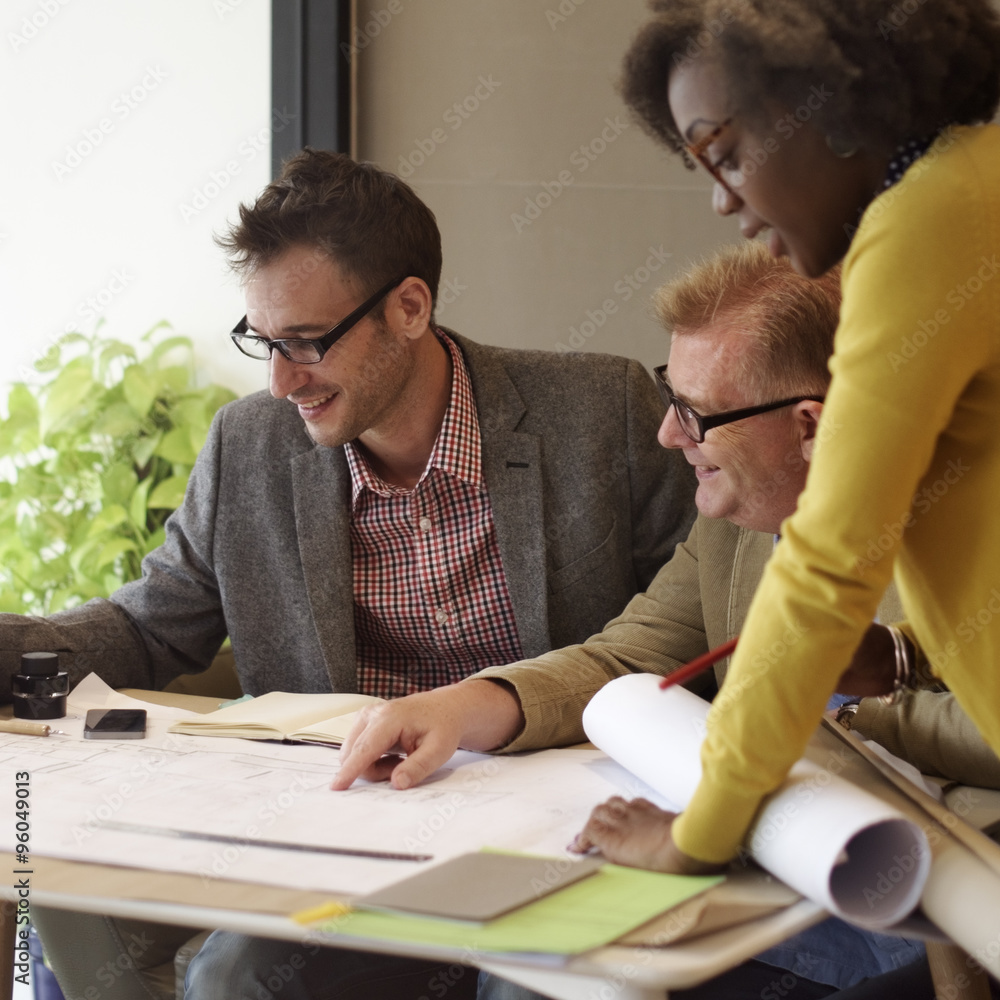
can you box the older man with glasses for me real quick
[13,149,697,1000]
[336,241,1000,1000]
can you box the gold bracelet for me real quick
[879,624,912,706]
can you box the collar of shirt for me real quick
[344,329,484,507]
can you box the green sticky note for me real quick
[313,864,723,955]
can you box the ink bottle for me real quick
[12,652,68,720]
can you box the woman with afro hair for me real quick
[577,0,1000,909]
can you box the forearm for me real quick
[473,646,633,750]
[0,600,154,701]
[477,527,710,751]
[854,691,1000,788]
[455,678,525,751]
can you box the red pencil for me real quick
[659,636,739,690]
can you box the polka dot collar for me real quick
[882,132,939,190]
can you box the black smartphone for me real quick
[83,708,147,740]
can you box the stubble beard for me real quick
[304,324,411,449]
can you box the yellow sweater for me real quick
[673,124,1000,863]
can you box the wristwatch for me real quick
[836,702,860,731]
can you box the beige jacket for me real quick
[476,514,1000,788]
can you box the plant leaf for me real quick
[33,344,61,373]
[95,537,139,571]
[0,321,235,612]
[102,464,139,506]
[148,336,192,366]
[40,363,95,439]
[123,365,157,418]
[87,503,129,538]
[98,341,138,381]
[147,474,189,509]
[92,402,143,439]
[129,477,152,529]
[155,427,197,465]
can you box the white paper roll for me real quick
[582,673,930,928]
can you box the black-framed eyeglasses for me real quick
[685,117,738,196]
[230,276,404,364]
[653,364,823,444]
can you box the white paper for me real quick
[582,673,930,929]
[68,673,201,722]
[860,739,944,802]
[1,689,668,897]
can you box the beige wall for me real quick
[355,0,736,372]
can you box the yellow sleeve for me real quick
[674,127,1000,862]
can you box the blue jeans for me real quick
[756,917,924,989]
[477,918,926,1000]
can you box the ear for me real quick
[795,399,824,463]
[387,276,433,340]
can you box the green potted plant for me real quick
[0,323,237,615]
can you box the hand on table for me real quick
[331,679,523,791]
[570,796,725,875]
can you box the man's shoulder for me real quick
[449,330,644,394]
[209,390,314,458]
[216,390,307,432]
[446,330,641,377]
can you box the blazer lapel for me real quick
[291,445,359,692]
[453,334,551,658]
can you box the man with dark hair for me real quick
[13,149,696,1000]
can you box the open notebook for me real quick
[167,691,384,745]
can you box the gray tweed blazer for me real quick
[0,333,696,698]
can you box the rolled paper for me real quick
[582,673,930,928]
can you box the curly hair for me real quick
[654,241,841,399]
[217,149,442,306]
[622,0,1000,159]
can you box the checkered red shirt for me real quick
[345,331,523,698]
